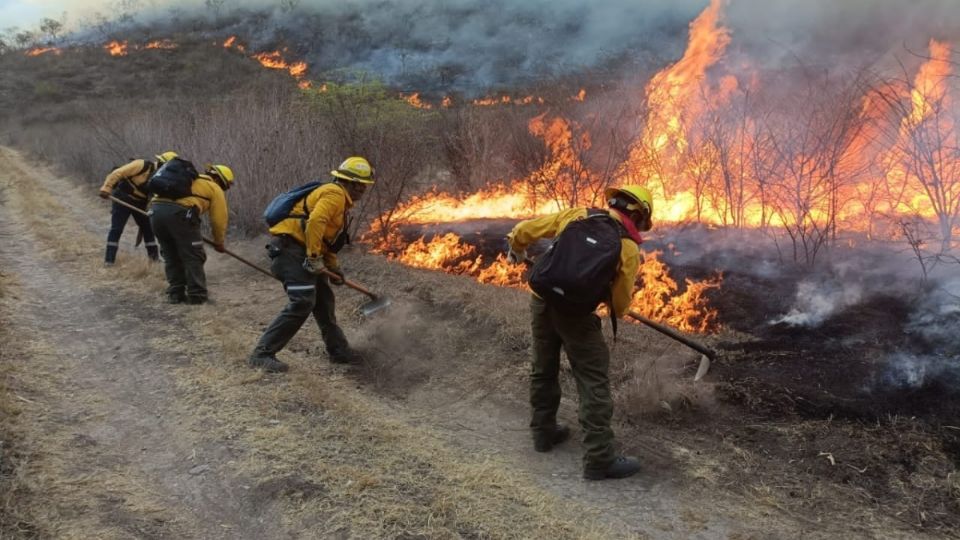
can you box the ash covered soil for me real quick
[2,148,958,538]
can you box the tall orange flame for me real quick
[618,0,731,201]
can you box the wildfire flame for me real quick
[373,233,720,333]
[472,94,544,106]
[403,92,432,109]
[104,40,128,57]
[25,46,61,57]
[144,40,177,50]
[223,36,246,52]
[252,51,309,81]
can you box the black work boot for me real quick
[533,424,571,452]
[583,456,641,481]
[329,348,363,364]
[166,293,186,304]
[186,295,208,305]
[248,355,289,373]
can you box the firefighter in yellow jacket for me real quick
[248,157,374,373]
[98,151,178,264]
[506,185,653,481]
[149,164,234,304]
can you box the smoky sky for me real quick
[29,0,960,92]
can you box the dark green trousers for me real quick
[149,202,208,300]
[250,236,349,361]
[530,296,615,469]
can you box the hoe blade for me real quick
[360,295,392,317]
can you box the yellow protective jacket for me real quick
[268,183,353,267]
[99,159,155,199]
[152,175,229,245]
[507,208,640,318]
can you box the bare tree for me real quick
[306,79,439,242]
[759,70,870,266]
[14,30,35,49]
[279,0,301,13]
[205,0,227,19]
[39,17,64,42]
[873,59,960,254]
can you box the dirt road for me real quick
[0,147,941,539]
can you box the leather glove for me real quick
[302,256,325,275]
[98,190,111,200]
[325,264,345,286]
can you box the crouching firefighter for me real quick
[98,151,178,264]
[248,157,375,373]
[148,160,234,304]
[506,185,654,481]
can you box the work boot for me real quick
[583,456,641,481]
[248,355,289,373]
[166,293,186,304]
[329,348,363,364]
[533,424,571,452]
[186,295,208,305]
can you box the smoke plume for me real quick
[55,0,960,93]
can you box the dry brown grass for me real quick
[0,270,41,538]
[0,146,631,538]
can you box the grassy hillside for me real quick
[0,39,295,124]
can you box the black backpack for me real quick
[528,209,625,315]
[146,157,198,199]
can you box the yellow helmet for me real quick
[330,156,374,184]
[207,164,235,188]
[155,151,179,163]
[605,185,653,231]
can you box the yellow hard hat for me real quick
[330,156,374,184]
[155,151,179,163]
[604,185,653,215]
[207,164,235,187]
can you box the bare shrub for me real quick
[304,79,439,241]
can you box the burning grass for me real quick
[372,230,722,333]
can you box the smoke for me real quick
[50,0,959,93]
[61,0,706,93]
[874,352,960,391]
[771,279,864,327]
[906,276,960,348]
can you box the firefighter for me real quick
[149,163,234,304]
[248,157,374,373]
[505,185,653,481]
[97,151,178,264]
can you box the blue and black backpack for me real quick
[263,179,351,253]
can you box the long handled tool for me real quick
[106,195,391,316]
[524,255,713,380]
[626,310,714,381]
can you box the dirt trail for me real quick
[0,146,929,539]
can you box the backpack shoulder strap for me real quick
[135,159,154,177]
[586,208,624,340]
